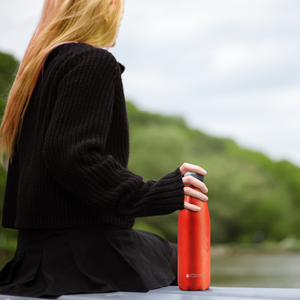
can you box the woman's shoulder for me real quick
[40,42,126,87]
[46,42,120,75]
[60,43,117,65]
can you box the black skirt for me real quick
[0,224,176,298]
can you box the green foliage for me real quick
[0,52,19,116]
[127,101,300,244]
[0,52,19,252]
[0,50,299,251]
[0,51,19,195]
[202,154,292,243]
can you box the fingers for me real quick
[182,175,208,194]
[184,186,208,202]
[180,162,209,209]
[182,185,208,211]
[179,162,207,177]
[184,201,200,212]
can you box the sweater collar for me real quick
[118,63,125,74]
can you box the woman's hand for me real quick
[179,163,208,212]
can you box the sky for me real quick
[1,0,300,166]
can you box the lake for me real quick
[211,252,300,288]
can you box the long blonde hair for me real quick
[0,0,124,165]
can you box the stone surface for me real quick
[2,286,300,300]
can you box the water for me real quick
[211,253,300,288]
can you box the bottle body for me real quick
[178,187,211,291]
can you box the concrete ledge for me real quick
[2,286,300,300]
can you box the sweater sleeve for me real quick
[43,48,184,219]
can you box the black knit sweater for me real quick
[2,43,184,229]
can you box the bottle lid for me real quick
[184,171,204,183]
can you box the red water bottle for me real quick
[178,171,210,291]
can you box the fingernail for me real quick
[205,196,209,201]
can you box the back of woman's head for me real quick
[38,0,124,48]
[0,0,124,166]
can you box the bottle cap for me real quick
[184,171,204,183]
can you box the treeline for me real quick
[0,50,300,251]
[127,102,300,243]
[0,52,19,251]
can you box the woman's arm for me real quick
[43,47,187,219]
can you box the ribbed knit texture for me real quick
[2,43,184,229]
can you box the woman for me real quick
[0,0,208,297]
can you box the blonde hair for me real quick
[0,0,124,165]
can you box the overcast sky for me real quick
[1,0,300,166]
